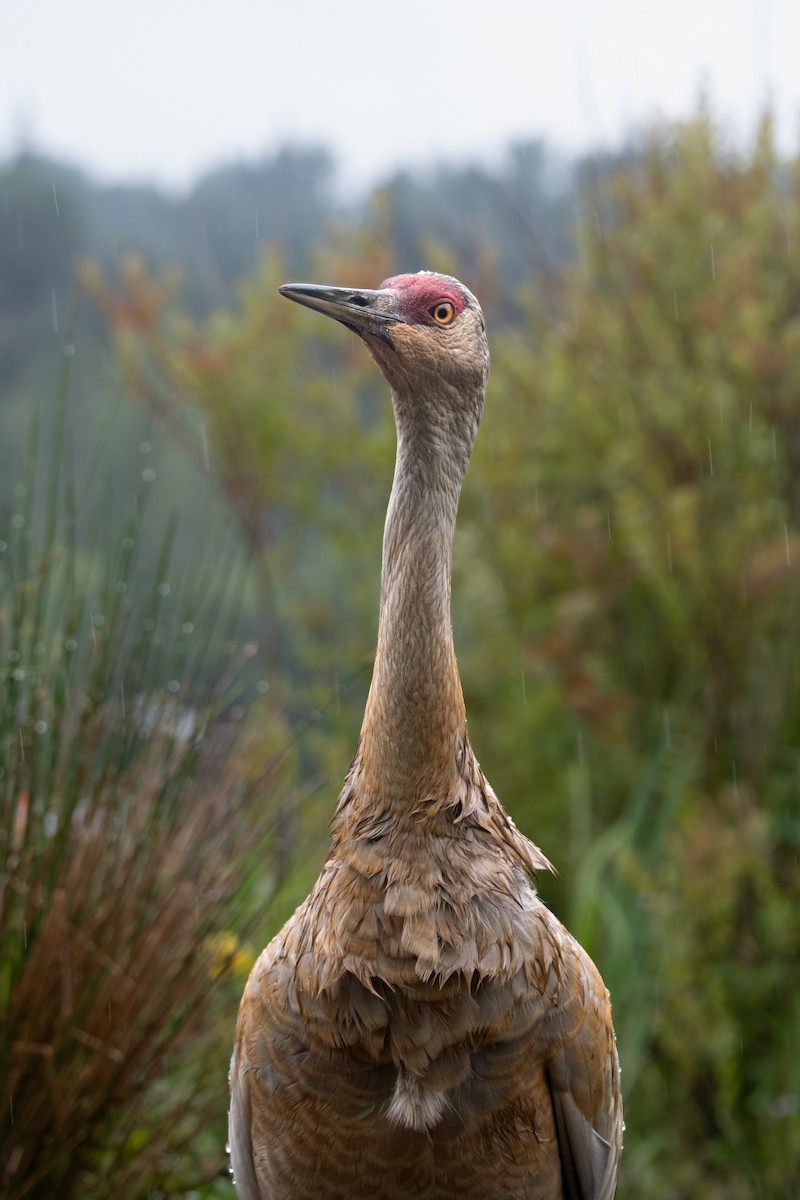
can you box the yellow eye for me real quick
[430,301,455,325]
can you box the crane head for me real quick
[279,271,489,406]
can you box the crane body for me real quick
[230,273,622,1199]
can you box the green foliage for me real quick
[0,358,294,1198]
[469,112,800,1196]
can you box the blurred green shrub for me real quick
[472,111,800,1197]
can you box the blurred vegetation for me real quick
[0,352,300,1197]
[479,112,800,1196]
[2,108,800,1197]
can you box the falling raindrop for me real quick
[709,242,716,280]
[52,182,59,216]
[51,288,59,334]
[663,707,671,749]
[520,668,527,706]
[576,729,584,766]
[784,524,791,567]
[200,421,210,470]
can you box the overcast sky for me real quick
[2,0,798,194]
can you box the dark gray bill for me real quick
[278,283,400,337]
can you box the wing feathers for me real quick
[551,1086,617,1200]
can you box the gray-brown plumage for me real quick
[230,272,622,1199]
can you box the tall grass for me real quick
[1,341,291,1198]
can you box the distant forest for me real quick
[0,135,626,402]
[1,136,585,323]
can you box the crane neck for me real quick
[358,387,478,804]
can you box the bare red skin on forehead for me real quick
[380,273,467,325]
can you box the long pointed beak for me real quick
[278,283,400,337]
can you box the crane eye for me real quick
[430,301,456,325]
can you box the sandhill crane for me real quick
[230,272,622,1199]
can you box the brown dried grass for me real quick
[1,387,292,1198]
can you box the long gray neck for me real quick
[358,399,475,802]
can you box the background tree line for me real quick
[1,109,799,1197]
